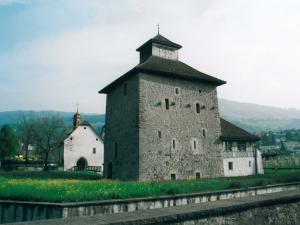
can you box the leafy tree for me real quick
[18,114,35,162]
[0,125,18,164]
[32,114,66,171]
[279,141,288,155]
[285,130,293,141]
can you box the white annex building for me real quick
[62,111,104,173]
[220,119,264,177]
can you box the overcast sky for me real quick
[0,0,299,114]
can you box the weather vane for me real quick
[157,24,160,34]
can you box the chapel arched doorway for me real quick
[76,157,88,170]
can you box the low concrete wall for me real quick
[6,189,300,225]
[1,182,300,224]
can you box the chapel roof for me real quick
[66,121,103,142]
[220,118,260,142]
[99,56,226,93]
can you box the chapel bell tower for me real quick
[73,104,80,130]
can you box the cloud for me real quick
[1,0,300,113]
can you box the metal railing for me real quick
[71,166,102,172]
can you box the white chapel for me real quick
[62,110,104,173]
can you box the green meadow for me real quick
[0,170,299,202]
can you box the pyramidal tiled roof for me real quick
[220,118,260,142]
[136,34,182,51]
[137,56,225,85]
[99,56,226,93]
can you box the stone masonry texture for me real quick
[104,70,224,181]
[103,74,140,180]
[138,73,223,180]
[8,190,300,225]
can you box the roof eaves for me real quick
[98,67,138,94]
[136,37,182,51]
[220,136,260,142]
[138,68,226,86]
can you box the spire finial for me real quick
[157,24,160,35]
[76,102,79,114]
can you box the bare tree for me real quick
[18,114,35,162]
[32,114,66,171]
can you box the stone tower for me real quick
[99,34,226,181]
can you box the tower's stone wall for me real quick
[138,73,224,180]
[103,75,140,180]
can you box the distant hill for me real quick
[0,111,105,134]
[1,99,300,133]
[219,99,300,132]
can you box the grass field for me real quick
[0,170,299,202]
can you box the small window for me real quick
[114,143,118,159]
[196,103,200,114]
[237,142,246,151]
[228,162,233,170]
[249,161,251,167]
[158,130,162,138]
[165,98,169,110]
[171,173,176,180]
[193,140,197,150]
[202,129,206,137]
[225,142,232,151]
[96,138,99,141]
[199,90,202,93]
[175,88,179,95]
[93,148,96,154]
[70,137,73,140]
[124,83,127,96]
[196,172,201,180]
[84,127,86,129]
[172,139,176,149]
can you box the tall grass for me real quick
[0,170,299,202]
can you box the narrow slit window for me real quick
[196,103,200,113]
[114,143,118,159]
[158,130,162,138]
[193,140,197,150]
[202,129,206,137]
[175,88,179,95]
[124,83,127,96]
[172,139,176,149]
[93,148,96,154]
[165,98,169,110]
[249,161,252,167]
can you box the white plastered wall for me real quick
[223,149,264,177]
[63,125,104,171]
